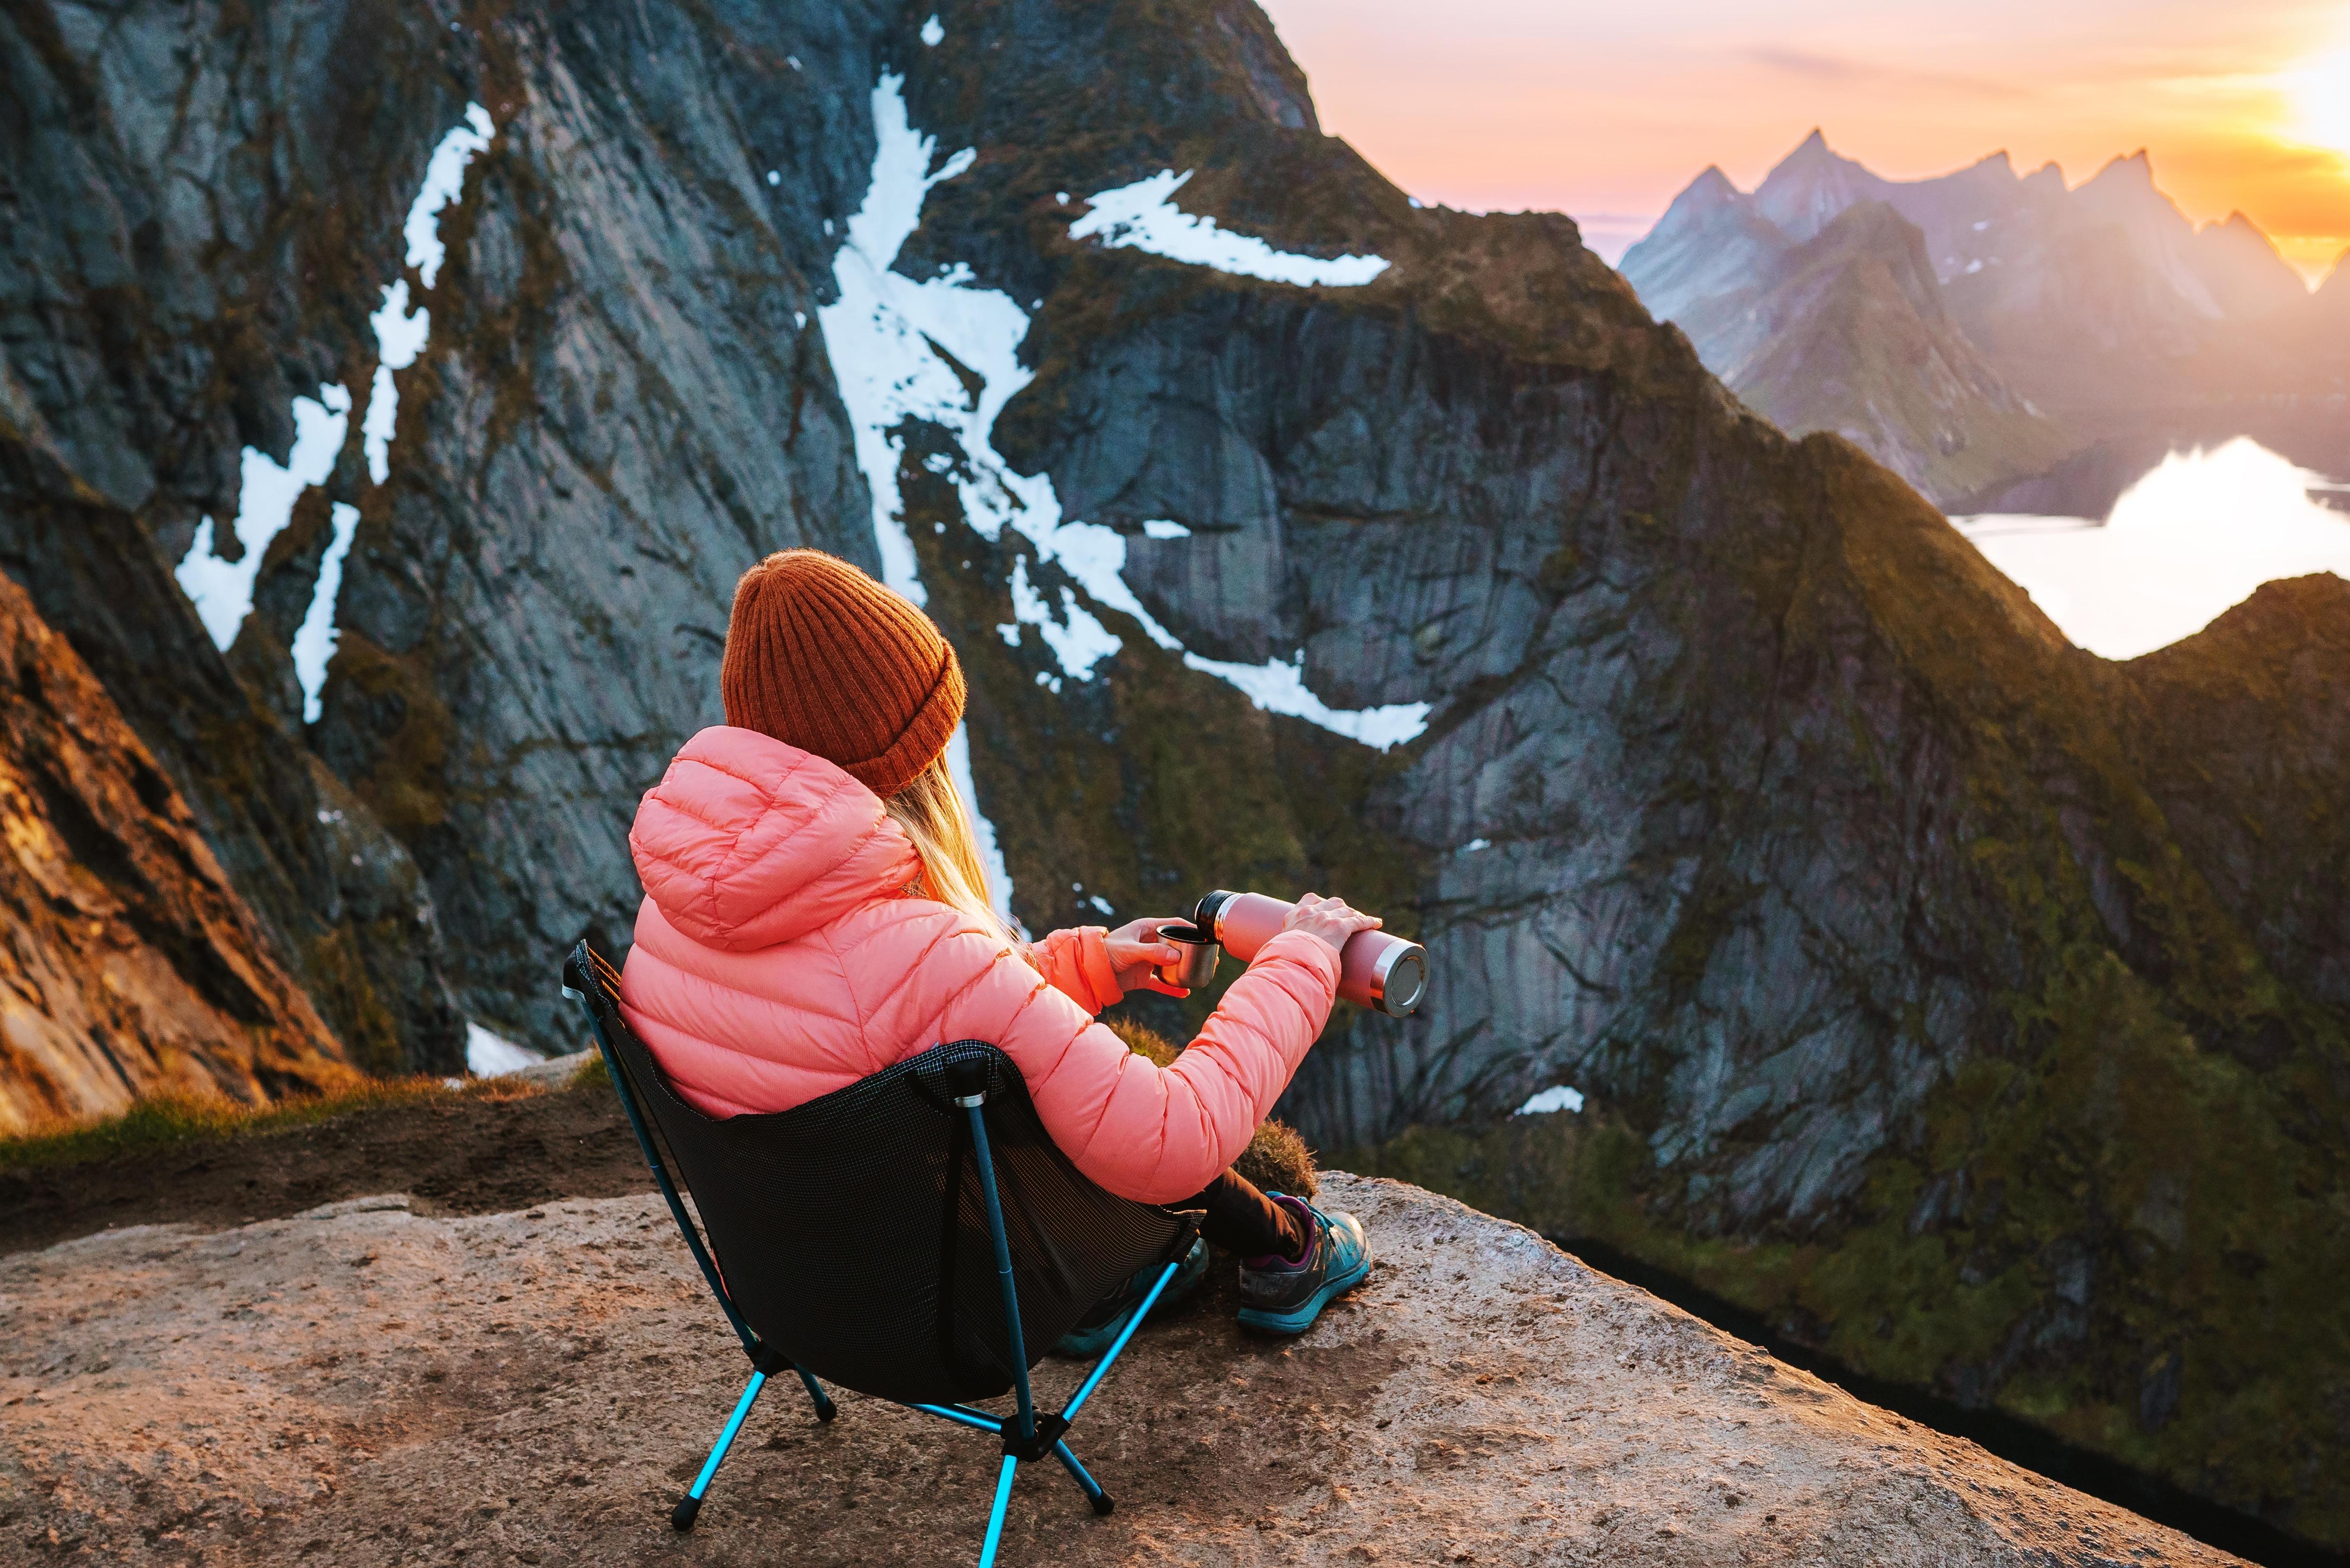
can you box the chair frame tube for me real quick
[959,1095,1037,1445]
[565,968,1179,1561]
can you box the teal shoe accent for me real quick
[1053,1238,1208,1358]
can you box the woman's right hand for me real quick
[1281,892,1382,957]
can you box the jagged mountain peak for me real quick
[1618,161,1788,323]
[1751,127,1888,241]
[2086,147,2158,188]
[1686,163,1742,201]
[2188,208,2308,316]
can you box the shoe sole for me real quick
[1235,1253,1371,1335]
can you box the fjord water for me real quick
[1953,437,2350,659]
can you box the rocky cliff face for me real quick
[0,0,463,1075]
[298,0,885,1043]
[0,571,351,1132]
[5,0,2347,1548]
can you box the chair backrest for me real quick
[564,941,1190,1406]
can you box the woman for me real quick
[619,549,1375,1336]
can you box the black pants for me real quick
[1175,1168,1309,1262]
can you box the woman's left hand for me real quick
[1106,917,1190,997]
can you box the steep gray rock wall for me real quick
[301,0,888,1041]
[0,0,462,1073]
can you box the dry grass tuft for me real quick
[1235,1117,1318,1200]
[1105,1015,1182,1066]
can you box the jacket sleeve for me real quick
[939,927,1343,1205]
[1026,926,1122,1016]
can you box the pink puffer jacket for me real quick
[617,726,1343,1205]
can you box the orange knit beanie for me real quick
[719,550,967,799]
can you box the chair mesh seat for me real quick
[573,945,1189,1406]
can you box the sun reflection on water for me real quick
[1952,437,2350,660]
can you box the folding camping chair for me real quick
[560,941,1198,1565]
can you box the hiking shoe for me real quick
[1236,1194,1372,1334]
[1053,1238,1208,1358]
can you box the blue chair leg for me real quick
[976,1454,1019,1567]
[1053,1439,1113,1515]
[797,1367,837,1421]
[673,1370,768,1532]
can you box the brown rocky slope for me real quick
[0,571,352,1133]
[0,1173,2244,1566]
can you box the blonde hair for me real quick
[884,753,1013,941]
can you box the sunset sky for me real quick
[1255,0,2350,282]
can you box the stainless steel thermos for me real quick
[1188,890,1428,1018]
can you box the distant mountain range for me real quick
[1622,131,2350,506]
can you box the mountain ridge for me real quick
[1622,127,2342,500]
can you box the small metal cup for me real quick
[1154,922,1221,990]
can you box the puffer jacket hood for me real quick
[631,726,920,951]
[618,726,1345,1206]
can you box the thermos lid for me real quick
[1372,944,1427,1017]
[1191,889,1237,939]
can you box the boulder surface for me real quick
[0,1174,2240,1565]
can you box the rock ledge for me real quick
[0,1175,2237,1565]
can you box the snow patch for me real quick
[1180,649,1430,750]
[465,1020,541,1075]
[1006,555,1122,679]
[919,13,944,46]
[1458,838,1492,854]
[1069,170,1390,287]
[1141,518,1191,539]
[404,105,495,289]
[367,106,495,483]
[289,503,360,722]
[1088,894,1114,917]
[1515,1085,1585,1116]
[175,385,352,651]
[363,280,432,484]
